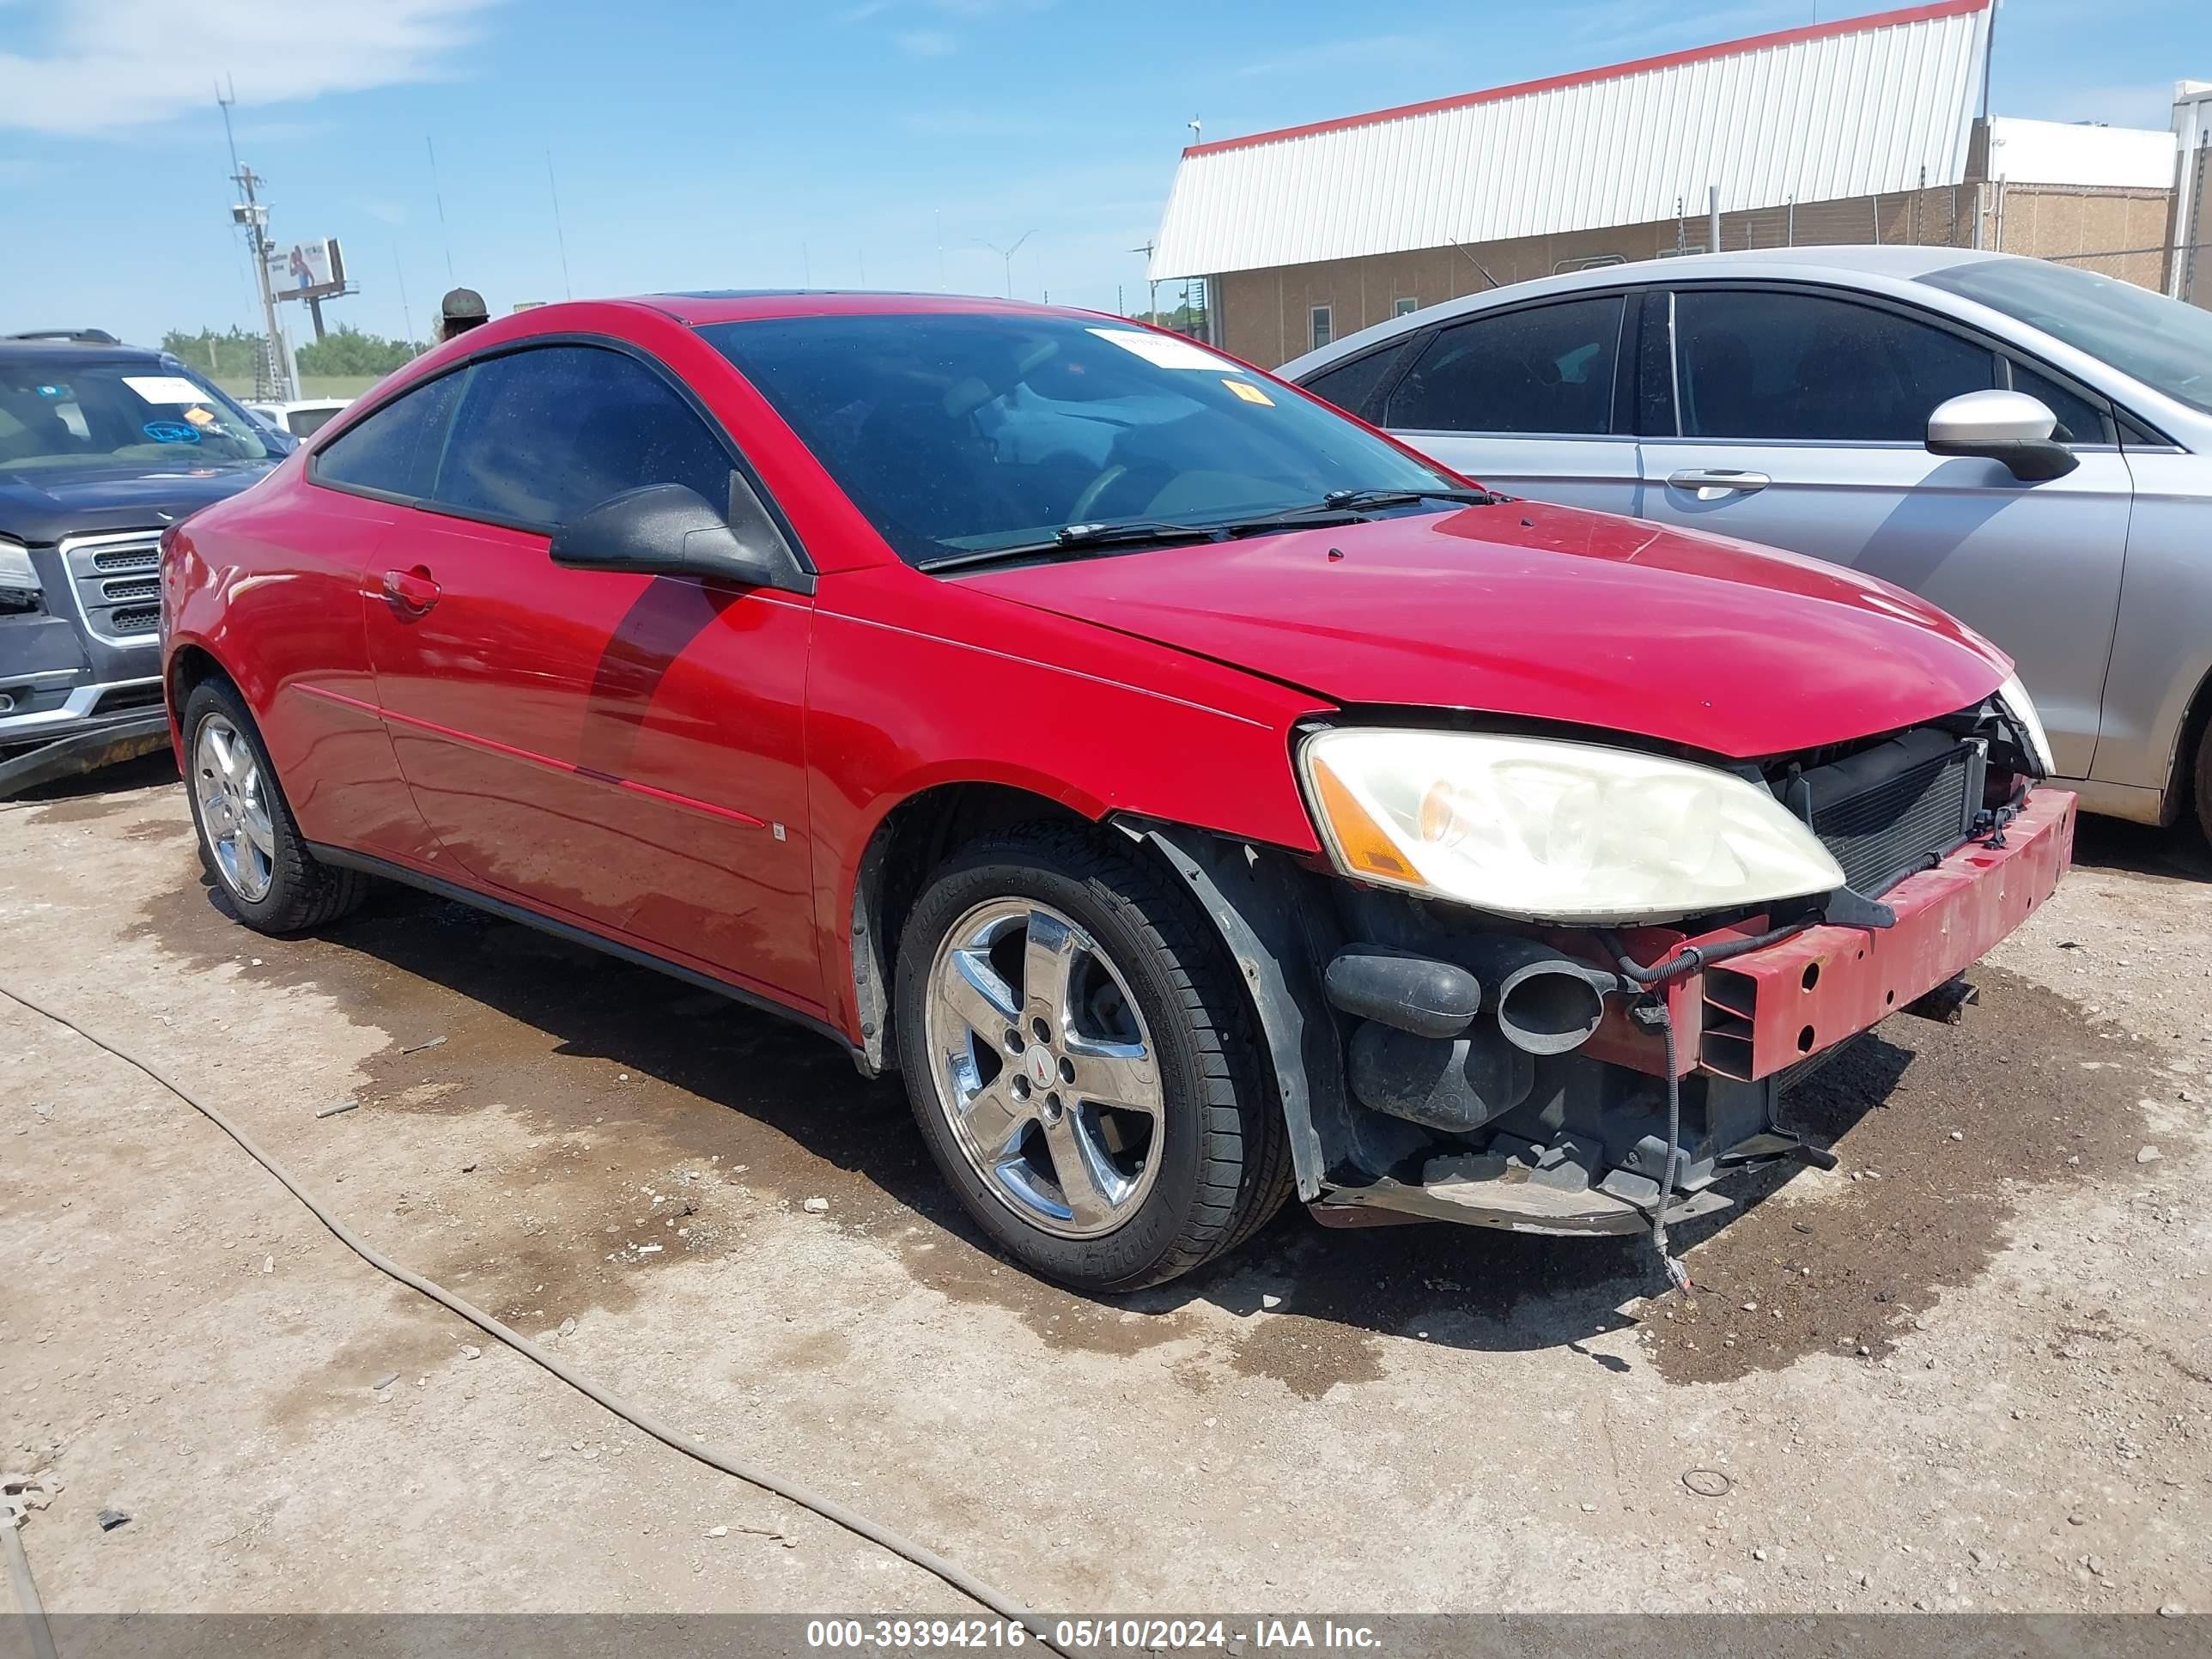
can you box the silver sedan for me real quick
[1282,247,2212,840]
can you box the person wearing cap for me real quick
[434,288,489,343]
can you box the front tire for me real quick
[893,823,1292,1292]
[180,678,368,934]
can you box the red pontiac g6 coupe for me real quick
[161,293,2074,1291]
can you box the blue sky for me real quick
[2,0,2205,348]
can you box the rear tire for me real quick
[893,823,1292,1291]
[180,678,368,934]
[2194,720,2212,850]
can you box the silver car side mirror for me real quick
[1926,389,2078,483]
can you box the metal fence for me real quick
[1661,146,2210,307]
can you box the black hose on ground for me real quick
[2,1517,58,1659]
[0,983,1063,1650]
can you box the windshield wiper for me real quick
[919,488,1498,574]
[1322,485,1499,509]
[919,520,1228,573]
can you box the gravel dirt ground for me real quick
[3,757,2208,1618]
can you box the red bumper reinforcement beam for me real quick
[1577,787,2076,1081]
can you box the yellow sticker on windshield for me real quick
[183,405,216,427]
[1222,378,1274,406]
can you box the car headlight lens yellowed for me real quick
[1996,672,2055,777]
[1301,728,1847,923]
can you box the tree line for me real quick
[161,325,427,380]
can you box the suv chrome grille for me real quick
[58,531,164,642]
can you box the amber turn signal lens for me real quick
[1310,753,1410,879]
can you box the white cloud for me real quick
[896,28,957,57]
[1559,2,1791,59]
[227,118,339,144]
[0,0,495,136]
[1238,35,1425,79]
[2037,82,2181,131]
[900,107,1056,138]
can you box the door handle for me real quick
[1667,468,1771,501]
[380,567,441,614]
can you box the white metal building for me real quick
[1150,0,2204,365]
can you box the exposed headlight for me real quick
[1300,728,1847,923]
[1996,671,2055,777]
[0,537,38,595]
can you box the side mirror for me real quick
[1927,390,2078,483]
[549,482,781,586]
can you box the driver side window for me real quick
[1672,289,1996,442]
[430,344,736,532]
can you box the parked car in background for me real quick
[244,398,350,441]
[164,294,2068,1291]
[1284,248,2212,842]
[1,329,281,795]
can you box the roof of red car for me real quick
[643,290,1097,325]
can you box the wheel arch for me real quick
[1133,823,1350,1203]
[848,785,1343,1204]
[847,781,1093,1073]
[2172,659,2212,832]
[163,639,237,763]
[167,640,234,707]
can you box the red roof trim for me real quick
[1182,0,1990,158]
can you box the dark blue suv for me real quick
[1,331,286,794]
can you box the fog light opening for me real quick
[1496,970,1606,1055]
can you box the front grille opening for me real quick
[1784,727,1982,897]
[106,605,161,635]
[101,577,160,602]
[93,684,164,714]
[92,545,160,572]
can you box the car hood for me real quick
[0,460,276,545]
[957,502,2010,760]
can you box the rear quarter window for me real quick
[313,372,465,501]
[1386,296,1626,434]
[1298,342,1413,422]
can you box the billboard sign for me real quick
[266,236,348,302]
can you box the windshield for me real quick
[701,312,1458,566]
[0,357,277,470]
[1918,258,2212,418]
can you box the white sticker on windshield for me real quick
[1085,328,1233,370]
[123,374,217,406]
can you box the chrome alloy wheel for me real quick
[923,897,1166,1239]
[194,714,276,902]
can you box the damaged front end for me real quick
[1138,693,2075,1262]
